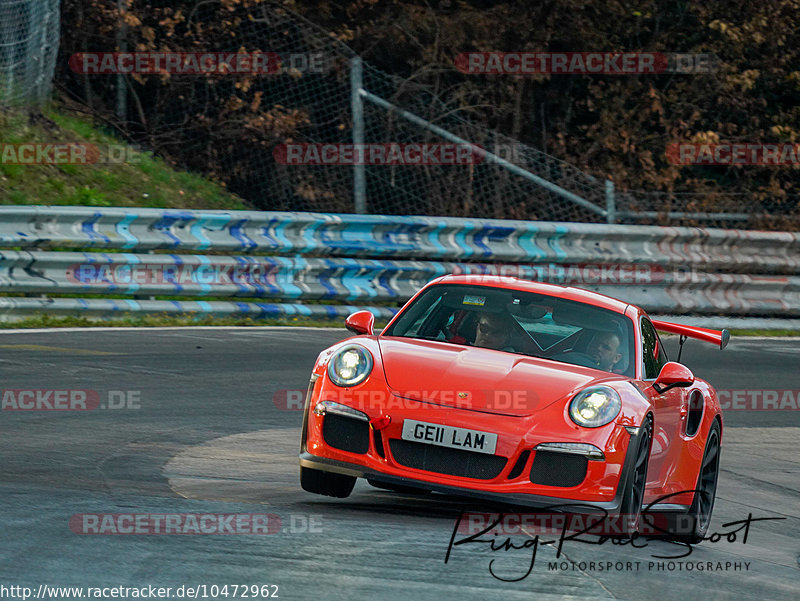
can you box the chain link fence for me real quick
[202,7,624,223]
[251,8,795,226]
[0,0,60,107]
[55,3,798,228]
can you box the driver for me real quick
[587,330,622,371]
[474,311,515,352]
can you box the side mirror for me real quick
[653,361,695,394]
[345,310,374,336]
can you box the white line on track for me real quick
[0,327,796,341]
[0,326,345,334]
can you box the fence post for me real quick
[350,57,366,214]
[33,3,50,101]
[605,179,616,224]
[0,13,12,101]
[116,0,128,122]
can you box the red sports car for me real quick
[299,275,728,542]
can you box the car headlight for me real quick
[569,386,621,428]
[327,344,373,387]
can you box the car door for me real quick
[639,317,686,494]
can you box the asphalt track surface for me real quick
[0,327,798,601]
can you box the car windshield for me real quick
[382,283,635,377]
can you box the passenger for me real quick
[474,312,515,352]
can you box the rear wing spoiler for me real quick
[651,320,730,350]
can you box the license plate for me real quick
[401,419,498,455]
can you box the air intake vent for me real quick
[373,428,385,458]
[322,413,369,454]
[530,451,587,487]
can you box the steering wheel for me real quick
[551,350,599,369]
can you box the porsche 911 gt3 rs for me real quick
[299,275,728,542]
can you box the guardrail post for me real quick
[350,57,366,214]
[605,179,616,224]
[134,249,155,301]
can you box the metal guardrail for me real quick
[0,297,397,322]
[0,206,798,322]
[0,250,798,315]
[2,206,799,270]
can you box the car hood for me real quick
[377,337,611,417]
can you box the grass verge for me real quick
[0,104,250,210]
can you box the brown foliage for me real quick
[57,0,800,223]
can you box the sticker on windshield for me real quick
[462,295,486,306]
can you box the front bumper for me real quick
[300,451,635,512]
[300,376,646,512]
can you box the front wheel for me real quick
[619,416,653,533]
[300,467,356,498]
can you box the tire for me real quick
[619,416,653,534]
[300,466,356,498]
[366,478,430,495]
[671,420,721,544]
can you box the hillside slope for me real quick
[0,104,250,210]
